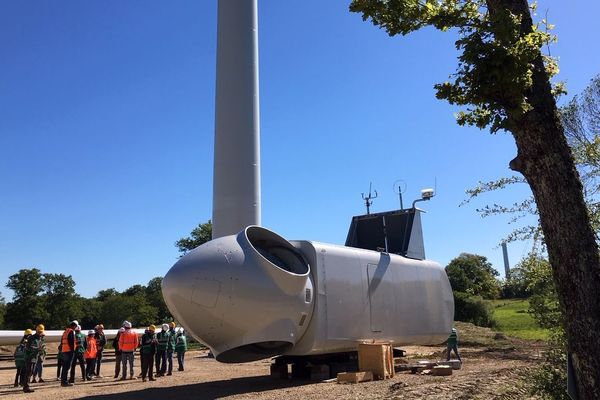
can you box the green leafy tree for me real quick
[501,266,530,298]
[41,273,81,329]
[78,297,103,329]
[175,220,212,255]
[145,277,172,323]
[350,2,600,396]
[446,253,501,299]
[5,268,47,329]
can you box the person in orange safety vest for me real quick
[84,330,97,380]
[118,321,139,380]
[59,321,78,387]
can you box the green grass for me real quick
[490,299,549,340]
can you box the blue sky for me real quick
[1,0,599,299]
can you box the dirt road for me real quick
[0,339,543,400]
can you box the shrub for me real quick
[453,291,497,328]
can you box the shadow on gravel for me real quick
[85,375,312,400]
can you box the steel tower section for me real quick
[212,0,261,238]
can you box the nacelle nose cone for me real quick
[162,226,314,362]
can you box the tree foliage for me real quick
[462,74,600,245]
[350,0,561,133]
[3,269,172,330]
[446,253,501,299]
[175,220,212,255]
[0,293,5,328]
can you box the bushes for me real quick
[453,291,497,328]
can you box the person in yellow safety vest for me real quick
[69,325,87,383]
[60,320,78,387]
[118,321,139,380]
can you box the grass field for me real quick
[490,299,549,340]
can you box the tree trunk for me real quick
[488,1,600,398]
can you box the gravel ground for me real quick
[0,341,543,400]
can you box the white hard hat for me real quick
[88,330,95,335]
[162,323,169,331]
[123,320,132,329]
[71,320,79,326]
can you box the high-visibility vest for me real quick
[118,329,139,352]
[84,337,97,359]
[61,328,74,352]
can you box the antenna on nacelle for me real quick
[361,182,378,215]
[393,180,407,210]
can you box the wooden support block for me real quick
[358,342,395,380]
[337,371,374,384]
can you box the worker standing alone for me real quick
[140,325,157,382]
[84,330,97,380]
[118,321,139,380]
[446,328,462,362]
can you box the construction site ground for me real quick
[0,323,546,399]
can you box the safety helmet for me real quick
[162,323,169,331]
[123,321,132,329]
[88,330,95,335]
[452,328,457,332]
[24,329,33,335]
[36,324,45,332]
[97,324,104,330]
[71,320,79,327]
[169,321,176,328]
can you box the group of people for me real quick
[112,321,188,382]
[13,320,188,393]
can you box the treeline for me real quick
[446,252,556,330]
[0,268,171,330]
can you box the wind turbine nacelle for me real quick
[162,226,314,363]
[163,226,454,363]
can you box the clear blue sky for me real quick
[1,1,599,299]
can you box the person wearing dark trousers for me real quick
[118,321,139,380]
[22,325,46,393]
[60,321,78,387]
[446,328,462,362]
[113,327,124,378]
[84,330,97,380]
[155,324,169,376]
[56,344,63,381]
[140,325,157,382]
[94,324,106,377]
[166,322,177,375]
[14,330,31,387]
[69,325,87,383]
[175,329,188,372]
